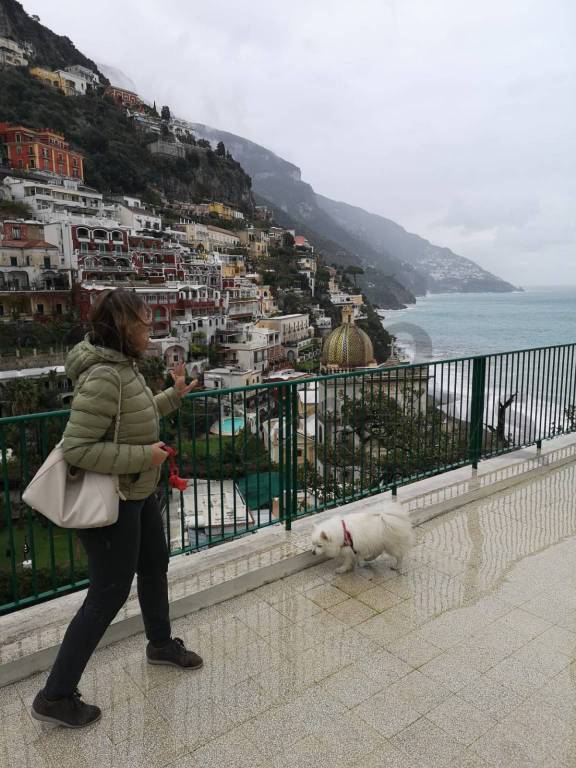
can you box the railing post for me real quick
[468,356,487,469]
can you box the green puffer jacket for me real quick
[62,337,181,501]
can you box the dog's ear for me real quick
[320,531,329,541]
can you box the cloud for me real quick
[21,0,576,285]
[436,196,541,232]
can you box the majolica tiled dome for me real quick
[321,307,375,370]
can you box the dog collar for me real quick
[341,520,355,552]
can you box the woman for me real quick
[32,289,202,729]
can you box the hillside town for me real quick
[0,45,421,548]
[0,65,401,417]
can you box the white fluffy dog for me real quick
[311,509,414,574]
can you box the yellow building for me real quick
[29,66,61,90]
[29,67,87,97]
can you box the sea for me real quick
[379,286,576,439]
[379,286,576,363]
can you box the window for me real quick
[43,160,50,170]
[28,146,34,156]
[15,133,21,143]
[12,227,21,240]
[16,146,21,155]
[44,257,51,268]
[55,304,63,315]
[72,157,78,167]
[37,304,44,315]
[10,257,17,267]
[81,243,88,252]
[0,306,4,317]
[76,227,89,239]
[29,159,36,169]
[17,160,23,169]
[173,354,179,362]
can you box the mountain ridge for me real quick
[190,122,518,302]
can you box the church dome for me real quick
[321,307,375,370]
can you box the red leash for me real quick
[161,445,188,492]
[341,519,355,552]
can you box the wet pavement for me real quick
[2,460,576,767]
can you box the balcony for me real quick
[82,265,136,274]
[2,343,576,767]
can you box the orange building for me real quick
[0,123,84,180]
[104,86,143,110]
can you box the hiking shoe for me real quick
[146,637,203,669]
[31,689,101,729]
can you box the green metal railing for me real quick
[2,342,576,614]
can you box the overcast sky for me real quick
[24,0,576,286]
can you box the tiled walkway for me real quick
[3,461,576,767]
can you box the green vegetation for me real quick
[0,316,85,355]
[0,68,253,209]
[0,200,33,220]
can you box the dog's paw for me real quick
[335,565,352,574]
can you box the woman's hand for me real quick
[169,363,199,397]
[151,442,169,467]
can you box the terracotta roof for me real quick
[1,239,58,249]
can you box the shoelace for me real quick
[172,637,186,654]
[70,688,83,709]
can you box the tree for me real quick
[161,105,171,121]
[3,379,40,416]
[216,141,226,157]
[137,356,166,394]
[283,232,295,248]
[0,201,33,221]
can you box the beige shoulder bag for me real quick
[22,365,125,529]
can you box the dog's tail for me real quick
[378,508,414,547]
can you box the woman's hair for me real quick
[88,289,150,358]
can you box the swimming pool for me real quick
[210,416,246,436]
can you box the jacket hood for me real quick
[65,335,132,382]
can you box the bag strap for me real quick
[80,364,123,444]
[78,364,126,501]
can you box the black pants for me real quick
[44,494,171,699]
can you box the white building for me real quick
[109,198,162,233]
[44,218,128,271]
[171,314,227,345]
[0,36,30,67]
[65,65,100,87]
[55,69,89,96]
[206,226,240,254]
[204,367,262,391]
[2,176,115,223]
[218,322,281,373]
[257,313,315,362]
[329,291,364,318]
